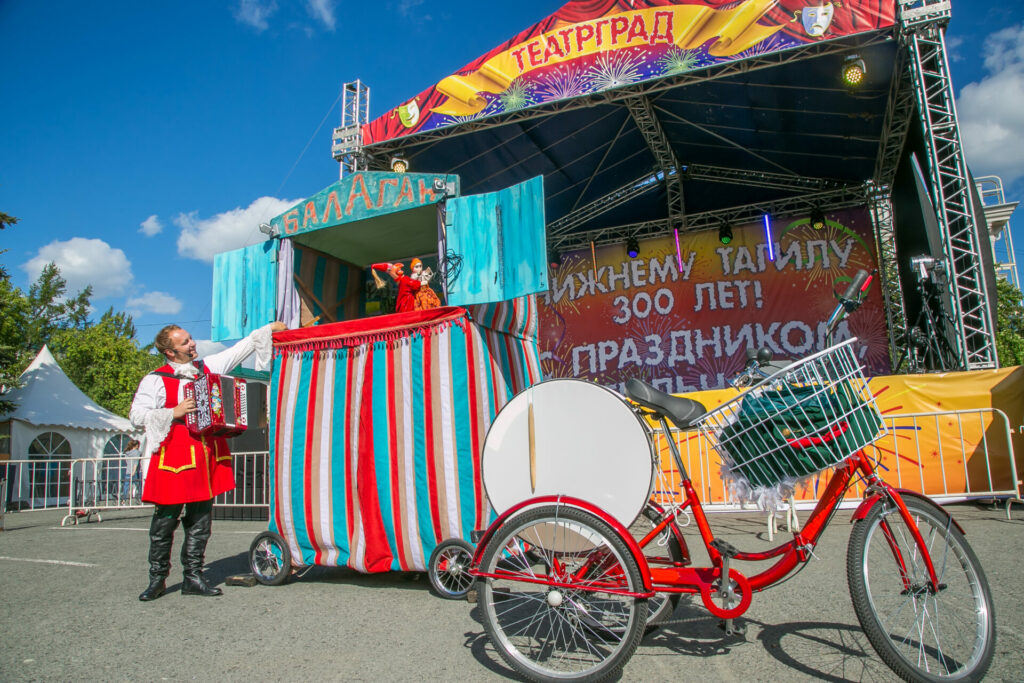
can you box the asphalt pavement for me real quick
[1,503,1021,682]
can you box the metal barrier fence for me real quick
[3,407,1020,526]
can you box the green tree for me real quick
[0,258,158,417]
[51,308,162,416]
[995,277,1024,367]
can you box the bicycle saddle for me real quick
[624,378,707,429]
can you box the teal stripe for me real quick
[329,349,351,565]
[370,342,400,568]
[289,353,315,566]
[268,354,282,536]
[410,334,434,547]
[449,325,475,539]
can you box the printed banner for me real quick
[367,0,896,144]
[538,207,891,392]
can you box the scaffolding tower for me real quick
[900,0,998,369]
[331,80,371,179]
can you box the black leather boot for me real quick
[139,513,178,601]
[180,500,222,596]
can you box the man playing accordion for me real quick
[130,321,285,601]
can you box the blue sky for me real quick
[2,1,1022,350]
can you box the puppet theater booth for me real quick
[210,170,547,569]
[326,0,1021,504]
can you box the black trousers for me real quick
[147,499,214,579]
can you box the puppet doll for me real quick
[410,257,441,310]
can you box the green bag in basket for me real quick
[717,381,883,489]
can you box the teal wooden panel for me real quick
[446,175,546,306]
[211,240,278,341]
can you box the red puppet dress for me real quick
[140,363,236,505]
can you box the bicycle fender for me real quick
[851,489,965,535]
[470,494,655,593]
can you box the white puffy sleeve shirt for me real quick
[129,325,276,456]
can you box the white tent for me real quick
[2,346,137,506]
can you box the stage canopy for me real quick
[359,0,902,252]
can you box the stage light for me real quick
[390,155,408,173]
[626,236,639,258]
[548,247,562,269]
[718,220,733,245]
[842,55,866,88]
[809,207,827,230]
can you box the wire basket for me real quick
[696,338,886,494]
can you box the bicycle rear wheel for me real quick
[847,496,995,682]
[478,504,648,682]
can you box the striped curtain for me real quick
[268,298,540,572]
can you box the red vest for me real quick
[141,363,236,505]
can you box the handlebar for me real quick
[730,269,874,388]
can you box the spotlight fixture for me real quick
[390,154,408,173]
[841,55,866,88]
[809,207,827,230]
[626,236,639,258]
[718,220,733,245]
[258,222,277,237]
[548,247,562,269]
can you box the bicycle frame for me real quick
[471,430,945,624]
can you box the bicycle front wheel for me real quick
[479,504,648,682]
[847,495,995,682]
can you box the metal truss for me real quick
[866,181,908,369]
[550,185,865,252]
[624,95,686,231]
[331,80,371,178]
[365,32,895,157]
[549,163,849,238]
[548,171,665,237]
[901,1,997,369]
[684,164,850,192]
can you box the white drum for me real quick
[482,379,655,527]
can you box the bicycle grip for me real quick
[842,269,870,300]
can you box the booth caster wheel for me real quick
[249,531,292,586]
[428,538,475,600]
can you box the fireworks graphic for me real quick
[657,47,698,76]
[536,64,590,102]
[498,78,536,112]
[736,34,790,60]
[586,50,645,92]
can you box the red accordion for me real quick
[183,373,248,438]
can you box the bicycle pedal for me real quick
[710,538,740,559]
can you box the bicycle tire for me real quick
[428,538,475,600]
[847,495,995,682]
[479,504,648,682]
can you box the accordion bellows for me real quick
[184,373,248,438]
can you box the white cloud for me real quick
[307,0,336,31]
[125,291,183,316]
[234,0,278,32]
[139,214,163,237]
[957,25,1024,186]
[395,0,425,18]
[22,237,133,299]
[175,196,300,263]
